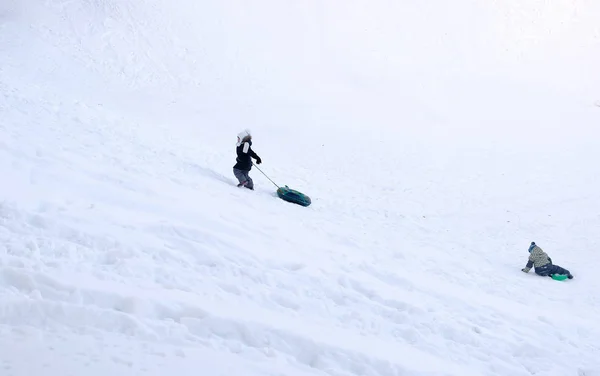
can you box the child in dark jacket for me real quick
[233,129,262,190]
[521,242,573,279]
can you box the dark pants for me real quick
[536,264,571,277]
[233,168,253,189]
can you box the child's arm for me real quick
[522,260,534,273]
[241,142,262,164]
[248,145,262,164]
[522,252,535,273]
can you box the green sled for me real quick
[277,185,311,207]
[551,274,568,281]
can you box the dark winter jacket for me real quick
[233,140,261,171]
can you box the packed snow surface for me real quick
[1,0,600,375]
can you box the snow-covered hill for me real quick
[1,1,600,375]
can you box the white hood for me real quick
[236,129,252,146]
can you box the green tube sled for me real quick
[551,274,568,281]
[277,185,311,207]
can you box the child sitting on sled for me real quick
[521,242,573,279]
[233,129,262,190]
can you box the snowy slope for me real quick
[2,1,600,376]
